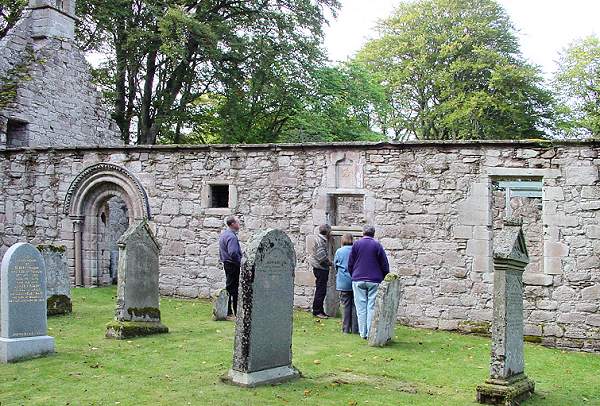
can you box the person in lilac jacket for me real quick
[348,225,389,339]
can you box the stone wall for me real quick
[0,141,599,351]
[0,7,121,148]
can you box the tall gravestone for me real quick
[1,243,55,363]
[38,245,72,316]
[476,220,535,405]
[368,273,401,347]
[225,229,300,387]
[105,220,168,339]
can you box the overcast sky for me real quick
[324,0,600,76]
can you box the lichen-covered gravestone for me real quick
[225,229,300,387]
[1,243,55,363]
[212,288,229,321]
[476,220,535,405]
[368,273,401,347]
[38,245,72,316]
[105,220,168,339]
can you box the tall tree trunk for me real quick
[138,47,158,144]
[113,26,130,144]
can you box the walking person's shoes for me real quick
[226,315,236,321]
[314,313,329,319]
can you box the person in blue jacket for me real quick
[348,225,389,339]
[334,233,359,334]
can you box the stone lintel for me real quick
[225,365,300,388]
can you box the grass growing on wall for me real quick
[0,287,599,405]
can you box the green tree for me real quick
[280,62,388,142]
[0,0,27,40]
[355,0,553,140]
[552,35,600,138]
[77,0,339,145]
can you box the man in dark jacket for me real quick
[219,216,242,319]
[348,225,389,338]
[308,224,332,319]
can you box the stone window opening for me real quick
[201,182,238,215]
[6,119,28,147]
[210,184,230,208]
[494,179,542,217]
[492,178,543,276]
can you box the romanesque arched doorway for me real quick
[63,163,151,287]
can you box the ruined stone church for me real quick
[1,1,599,351]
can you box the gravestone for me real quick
[368,273,401,347]
[323,263,340,318]
[105,220,168,339]
[225,229,300,387]
[212,288,229,321]
[1,243,55,363]
[476,220,535,405]
[38,245,72,316]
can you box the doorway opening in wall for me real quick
[96,197,129,285]
[492,178,543,274]
[326,192,366,254]
[6,119,28,147]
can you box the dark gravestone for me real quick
[477,220,535,405]
[226,229,300,387]
[212,288,229,321]
[105,220,168,339]
[38,245,72,316]
[0,243,55,363]
[368,273,401,347]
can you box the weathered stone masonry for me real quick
[1,141,599,351]
[0,1,120,149]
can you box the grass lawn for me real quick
[1,287,599,406]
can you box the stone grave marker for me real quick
[368,273,401,347]
[105,220,168,339]
[476,220,535,405]
[1,243,55,363]
[225,229,300,387]
[212,288,229,321]
[38,245,72,316]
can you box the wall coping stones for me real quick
[1,139,600,155]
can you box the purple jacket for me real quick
[348,236,389,283]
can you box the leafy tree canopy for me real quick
[552,35,600,138]
[354,0,553,141]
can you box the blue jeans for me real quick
[352,281,379,339]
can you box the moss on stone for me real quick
[384,273,399,282]
[127,307,161,320]
[37,244,66,253]
[105,320,169,340]
[0,47,35,110]
[458,321,491,336]
[524,335,543,344]
[476,375,535,405]
[47,294,72,316]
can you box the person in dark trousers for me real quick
[348,225,389,339]
[308,224,332,319]
[219,216,242,319]
[335,233,359,334]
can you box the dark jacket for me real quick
[219,228,242,265]
[348,236,389,283]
